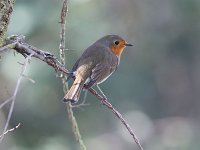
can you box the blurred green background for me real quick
[1,0,200,149]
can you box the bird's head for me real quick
[98,35,133,56]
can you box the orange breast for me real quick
[111,45,126,56]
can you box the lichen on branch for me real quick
[0,0,15,47]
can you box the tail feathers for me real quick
[63,79,84,103]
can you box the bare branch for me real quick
[88,87,144,150]
[71,91,90,110]
[0,97,13,110]
[0,54,32,143]
[59,0,87,150]
[21,74,36,83]
[0,43,16,52]
[0,35,70,75]
[0,123,21,139]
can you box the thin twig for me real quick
[88,87,144,150]
[82,90,88,105]
[0,123,21,139]
[59,0,86,150]
[72,90,90,110]
[21,74,36,83]
[0,54,32,143]
[0,97,13,110]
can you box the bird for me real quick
[63,35,133,103]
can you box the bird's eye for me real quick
[114,41,120,45]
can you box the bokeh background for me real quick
[1,0,200,149]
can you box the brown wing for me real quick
[84,59,118,89]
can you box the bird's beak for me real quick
[124,43,133,46]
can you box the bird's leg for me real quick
[82,90,88,104]
[96,85,108,103]
[71,90,90,109]
[79,90,89,107]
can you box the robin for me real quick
[64,35,133,103]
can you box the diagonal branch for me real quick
[0,123,21,139]
[0,54,32,143]
[88,87,143,150]
[0,97,13,110]
[0,35,70,75]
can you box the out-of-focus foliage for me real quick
[1,0,200,149]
